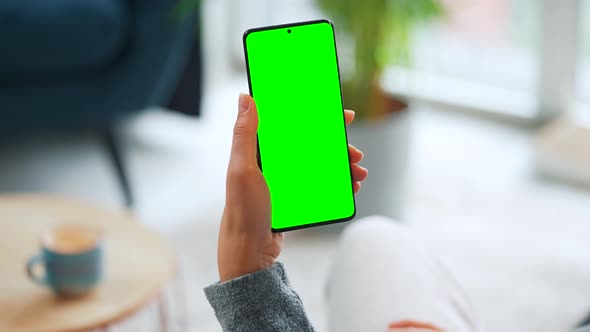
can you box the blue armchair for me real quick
[0,0,201,206]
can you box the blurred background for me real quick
[1,0,589,331]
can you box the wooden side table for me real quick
[0,195,176,332]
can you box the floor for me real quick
[3,1,590,330]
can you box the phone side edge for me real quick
[326,17,358,224]
[242,28,263,172]
[242,30,254,90]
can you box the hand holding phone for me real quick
[217,94,367,282]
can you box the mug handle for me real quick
[26,254,48,286]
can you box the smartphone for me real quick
[243,19,355,232]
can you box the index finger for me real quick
[344,110,355,126]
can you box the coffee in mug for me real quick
[27,224,103,297]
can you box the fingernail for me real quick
[239,93,250,113]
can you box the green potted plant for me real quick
[318,0,442,118]
[317,0,443,219]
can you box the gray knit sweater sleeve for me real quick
[204,262,315,332]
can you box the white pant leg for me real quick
[325,216,480,332]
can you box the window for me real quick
[577,0,590,105]
[383,0,586,124]
[383,0,542,120]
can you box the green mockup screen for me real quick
[243,20,355,231]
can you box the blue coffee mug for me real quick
[26,225,103,297]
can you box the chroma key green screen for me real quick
[243,20,356,231]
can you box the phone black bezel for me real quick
[242,19,357,232]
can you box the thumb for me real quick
[229,93,259,169]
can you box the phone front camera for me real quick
[287,29,292,34]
